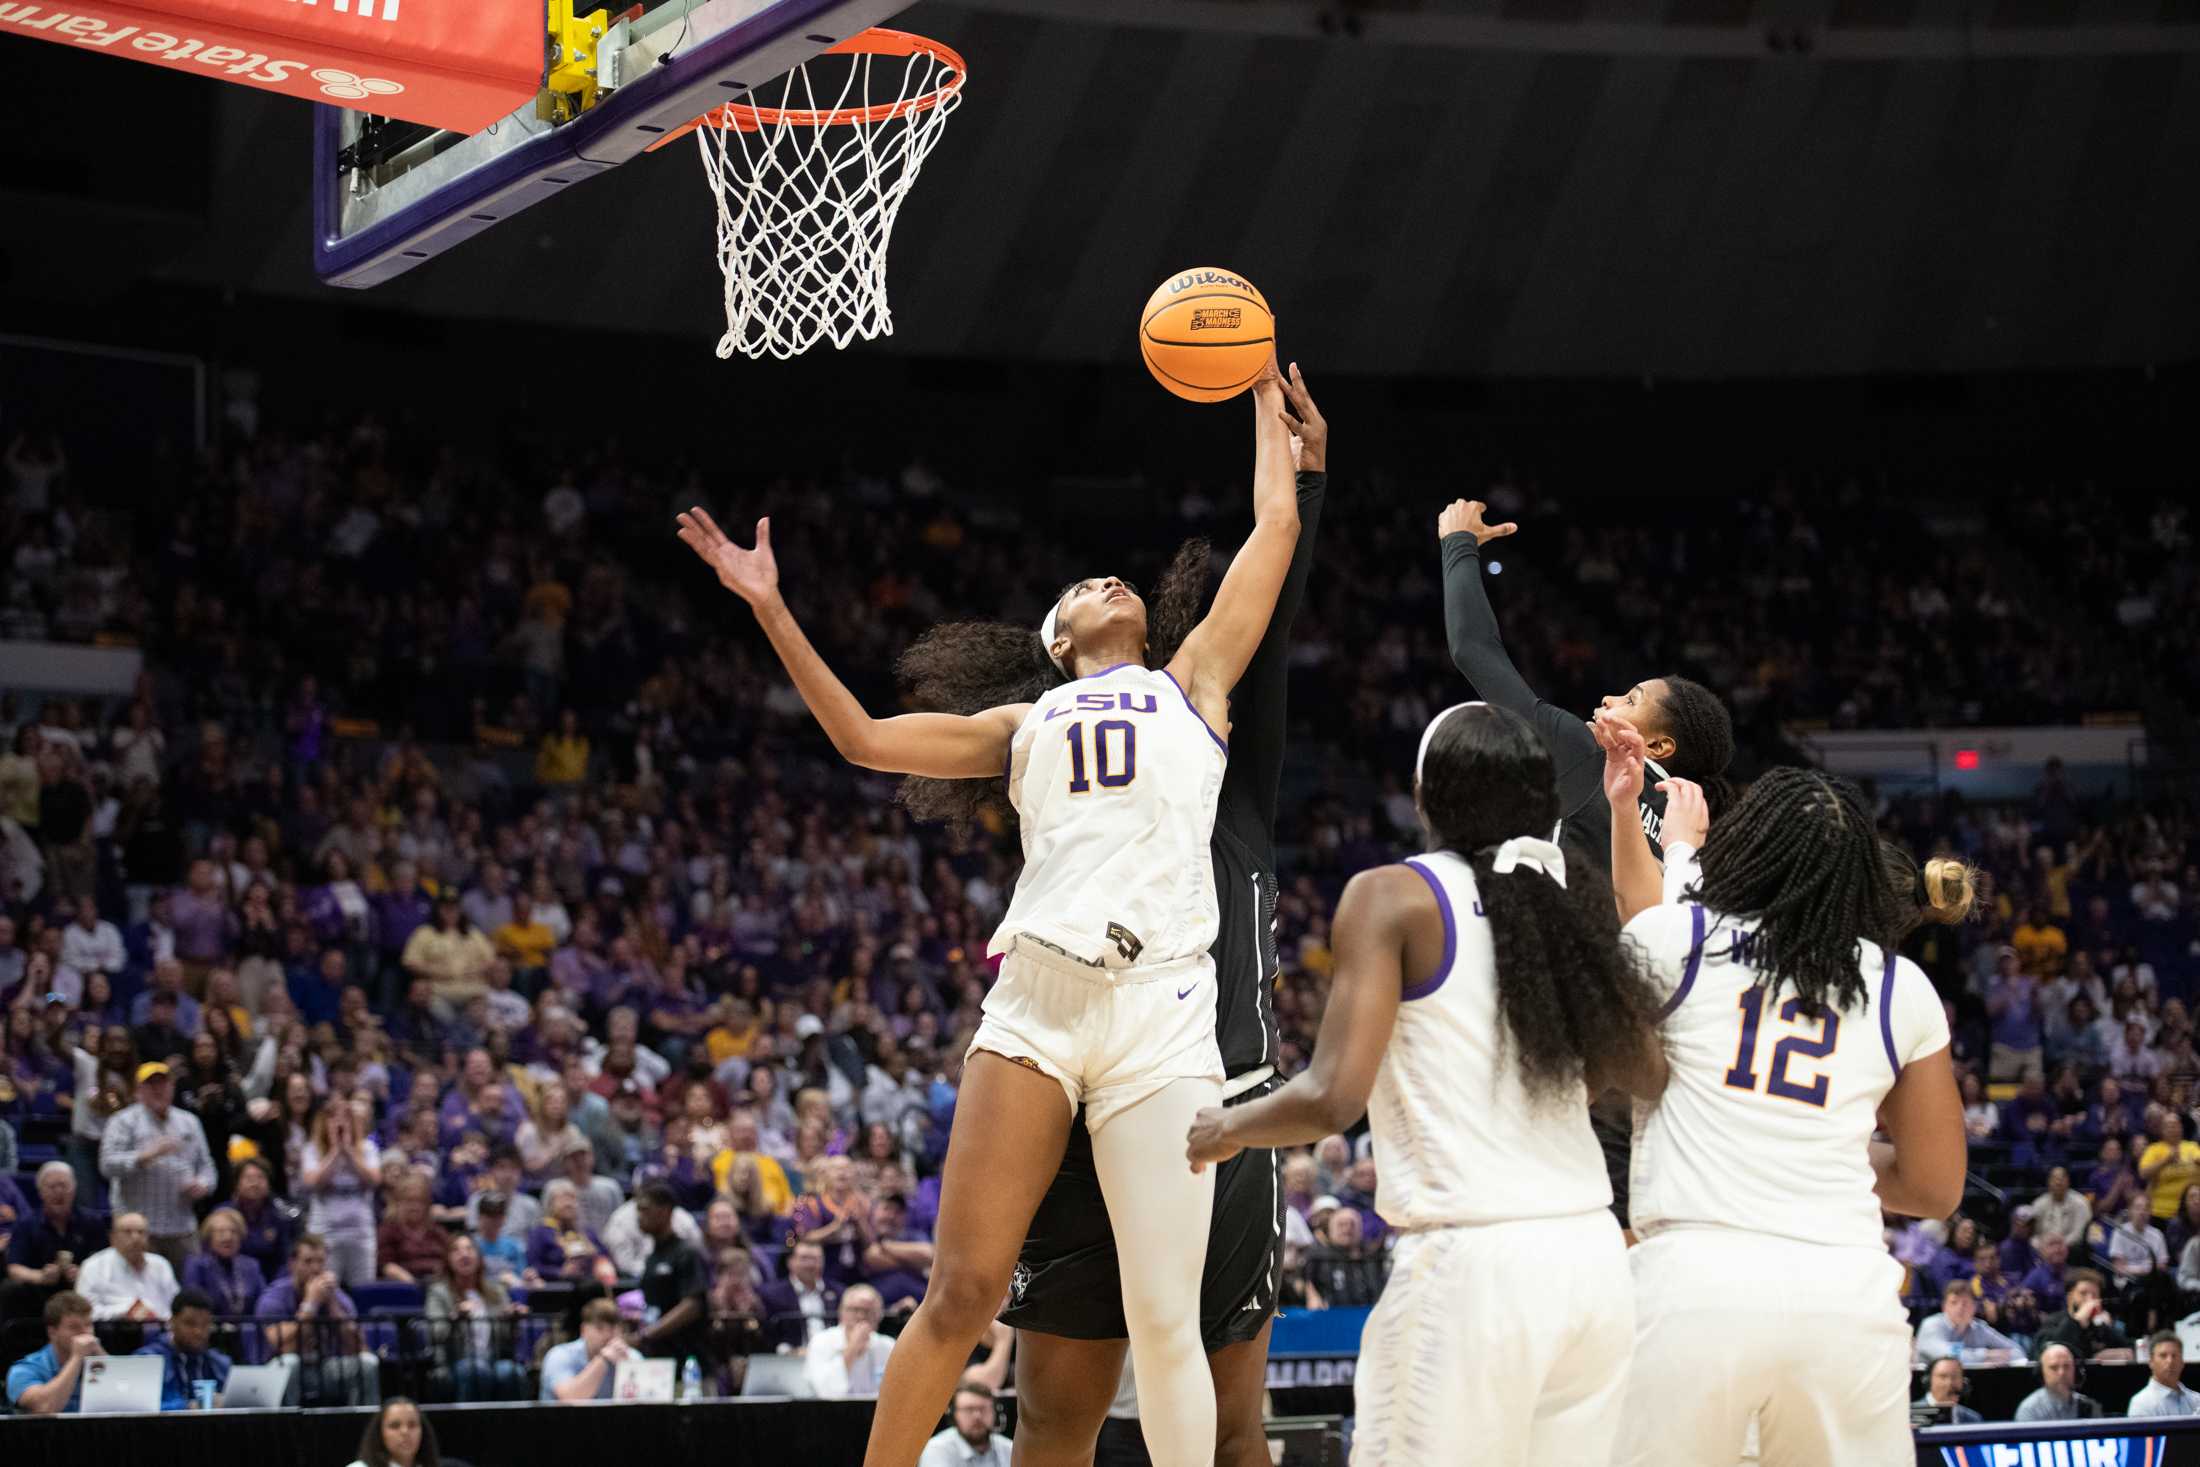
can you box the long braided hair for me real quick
[1418,704,1666,1104]
[894,539,1211,825]
[1648,674,1738,821]
[1686,767,1903,1012]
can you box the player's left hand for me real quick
[1592,709,1645,810]
[1437,498,1516,546]
[1186,1107,1241,1173]
[1657,776,1709,850]
[1279,362,1326,473]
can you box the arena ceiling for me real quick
[4,0,2198,377]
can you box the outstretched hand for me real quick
[676,508,779,607]
[1592,709,1646,811]
[1437,498,1517,546]
[1278,362,1327,473]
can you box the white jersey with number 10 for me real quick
[1625,901,1951,1251]
[988,663,1226,971]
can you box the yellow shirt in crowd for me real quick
[2141,1139,2200,1218]
[493,918,556,971]
[712,1147,794,1215]
[2012,921,2068,977]
[536,735,590,785]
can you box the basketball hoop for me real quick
[652,28,966,361]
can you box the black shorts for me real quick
[1000,1074,1284,1350]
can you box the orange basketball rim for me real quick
[645,27,967,150]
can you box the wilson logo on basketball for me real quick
[1189,308,1242,332]
[1169,270,1256,296]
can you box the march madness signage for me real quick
[0,0,541,131]
[1937,1439,2171,1466]
[1266,1357,1355,1389]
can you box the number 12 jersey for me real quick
[1625,902,1951,1251]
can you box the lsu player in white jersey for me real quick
[674,360,1307,1467]
[1185,701,1670,1464]
[1594,736,1972,1467]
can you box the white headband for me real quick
[1039,604,1069,675]
[1415,701,1485,785]
[1415,701,1568,887]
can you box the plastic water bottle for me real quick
[681,1356,703,1400]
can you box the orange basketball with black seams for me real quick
[1139,267,1274,402]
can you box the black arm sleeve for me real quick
[1217,470,1326,863]
[1440,531,1605,823]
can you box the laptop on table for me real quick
[78,1355,163,1414]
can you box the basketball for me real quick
[1139,267,1275,402]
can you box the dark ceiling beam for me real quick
[958,0,2200,58]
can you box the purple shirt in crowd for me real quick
[375,890,433,959]
[438,1086,524,1149]
[184,1251,268,1317]
[1990,975,2043,1050]
[255,1273,359,1322]
[548,947,611,1005]
[2020,1261,2067,1301]
[169,888,237,963]
[786,1196,868,1287]
[526,1222,610,1278]
[233,1200,294,1283]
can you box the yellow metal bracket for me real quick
[541,0,613,123]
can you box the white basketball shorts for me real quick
[1615,1227,1912,1467]
[967,941,1224,1134]
[1351,1209,1634,1466]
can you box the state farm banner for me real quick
[0,0,543,132]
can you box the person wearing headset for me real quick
[2014,1341,2105,1422]
[1913,1357,1983,1426]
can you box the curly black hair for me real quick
[1418,703,1666,1104]
[895,538,1212,825]
[1688,767,1904,1012]
[1649,673,1737,822]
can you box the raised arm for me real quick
[1185,864,1415,1166]
[1438,501,1535,714]
[1594,713,1666,925]
[1439,504,1604,819]
[677,509,1026,777]
[1165,363,1301,700]
[1223,368,1329,847]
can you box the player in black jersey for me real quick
[1437,499,1737,866]
[1437,497,1737,1224]
[1000,378,1327,1467]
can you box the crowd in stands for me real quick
[1892,781,2200,1421]
[0,413,2196,1422]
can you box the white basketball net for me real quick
[695,42,964,361]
